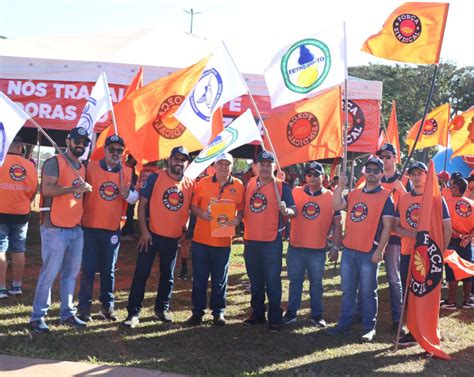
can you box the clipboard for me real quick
[210,199,236,238]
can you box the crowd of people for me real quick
[0,127,473,344]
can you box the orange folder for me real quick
[210,199,236,238]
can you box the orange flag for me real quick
[385,101,401,164]
[406,161,450,360]
[443,249,474,281]
[263,87,342,168]
[361,2,449,64]
[406,103,450,153]
[450,107,474,158]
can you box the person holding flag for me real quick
[0,137,37,299]
[242,151,296,333]
[185,152,245,326]
[77,135,139,322]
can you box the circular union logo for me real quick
[302,201,320,220]
[281,38,331,94]
[162,187,184,211]
[152,95,186,139]
[217,214,229,226]
[409,232,443,297]
[9,164,26,182]
[350,202,368,222]
[189,68,223,121]
[393,13,422,44]
[286,112,319,147]
[194,127,239,163]
[406,203,421,228]
[455,199,472,218]
[422,119,438,136]
[72,178,84,199]
[344,100,365,145]
[99,181,119,201]
[250,192,267,213]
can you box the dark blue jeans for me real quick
[191,242,231,316]
[78,227,120,312]
[126,233,179,316]
[244,235,283,325]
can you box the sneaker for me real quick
[243,315,266,326]
[311,316,327,328]
[462,300,474,309]
[122,315,139,328]
[8,286,22,296]
[325,325,352,336]
[269,323,281,333]
[396,332,417,346]
[60,315,86,329]
[155,309,172,323]
[282,311,297,325]
[212,314,226,326]
[29,319,50,334]
[99,307,118,321]
[77,312,93,322]
[361,329,376,342]
[440,300,457,310]
[0,289,8,299]
[186,314,203,326]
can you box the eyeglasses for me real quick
[305,173,321,177]
[365,167,382,174]
[379,155,393,160]
[71,138,90,147]
[107,147,124,155]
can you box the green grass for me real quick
[0,212,473,376]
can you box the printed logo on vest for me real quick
[250,192,267,213]
[393,14,422,44]
[455,199,472,218]
[350,202,368,222]
[9,164,26,182]
[72,178,84,199]
[302,201,320,220]
[162,187,184,211]
[406,203,421,228]
[99,181,119,201]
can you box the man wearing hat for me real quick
[327,157,395,342]
[0,137,37,299]
[186,153,245,326]
[242,151,296,332]
[282,161,342,327]
[122,146,194,328]
[77,135,139,322]
[30,127,93,333]
[466,174,474,200]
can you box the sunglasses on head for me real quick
[379,154,393,160]
[72,138,90,147]
[365,167,382,174]
[107,147,124,155]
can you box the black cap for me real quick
[67,127,91,141]
[364,157,384,171]
[304,161,324,176]
[255,150,275,163]
[408,161,428,174]
[376,143,397,156]
[105,134,125,147]
[451,171,463,180]
[170,146,190,161]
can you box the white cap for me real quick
[215,152,233,164]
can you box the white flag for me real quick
[0,92,30,166]
[175,41,248,145]
[264,23,347,109]
[184,109,262,180]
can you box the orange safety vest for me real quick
[82,160,132,231]
[343,187,391,253]
[0,154,37,215]
[41,154,86,228]
[149,171,193,238]
[381,174,409,209]
[290,186,335,249]
[441,187,452,200]
[446,196,474,235]
[243,177,283,242]
[398,192,423,256]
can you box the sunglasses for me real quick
[365,167,382,174]
[379,155,393,160]
[172,157,188,163]
[72,138,90,147]
[107,147,124,154]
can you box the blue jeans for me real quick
[244,235,283,325]
[191,242,231,316]
[383,243,402,322]
[126,233,178,316]
[0,222,28,252]
[400,254,411,297]
[286,245,326,319]
[337,248,379,332]
[78,228,120,312]
[31,226,83,321]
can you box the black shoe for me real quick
[155,309,172,323]
[77,312,93,322]
[269,323,281,333]
[186,314,203,326]
[212,314,226,326]
[282,311,297,325]
[99,307,118,321]
[29,319,50,334]
[396,332,417,346]
[122,315,139,328]
[60,315,86,329]
[243,315,266,326]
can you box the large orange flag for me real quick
[263,87,342,168]
[406,103,450,153]
[450,107,474,158]
[383,101,401,164]
[406,160,450,360]
[361,2,449,64]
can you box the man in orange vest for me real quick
[0,137,37,299]
[282,161,342,327]
[30,127,92,333]
[77,135,139,322]
[185,152,245,326]
[242,151,296,332]
[326,157,394,342]
[122,146,194,328]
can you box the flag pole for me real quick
[342,22,349,177]
[442,127,449,173]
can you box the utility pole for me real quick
[184,8,201,34]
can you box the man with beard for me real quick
[122,146,194,328]
[30,127,92,333]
